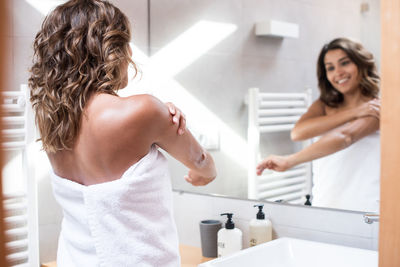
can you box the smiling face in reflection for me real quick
[324,49,360,96]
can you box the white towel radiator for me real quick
[247,87,312,204]
[2,84,39,266]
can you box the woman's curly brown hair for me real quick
[29,0,137,153]
[317,37,380,107]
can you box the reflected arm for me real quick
[257,116,379,174]
[290,99,358,141]
[291,98,380,141]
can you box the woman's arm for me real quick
[140,96,217,185]
[257,116,379,174]
[291,99,380,141]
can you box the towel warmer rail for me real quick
[247,87,312,204]
[1,84,38,267]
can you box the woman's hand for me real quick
[165,102,186,135]
[356,98,380,120]
[256,155,292,175]
[185,169,216,186]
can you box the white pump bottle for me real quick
[217,213,242,257]
[249,204,272,246]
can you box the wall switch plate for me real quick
[197,130,220,151]
[189,123,220,151]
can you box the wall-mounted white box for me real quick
[255,20,299,38]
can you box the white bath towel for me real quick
[312,131,380,212]
[51,145,180,267]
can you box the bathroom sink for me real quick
[198,237,377,267]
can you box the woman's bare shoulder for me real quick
[88,93,161,123]
[300,99,327,119]
[120,94,168,124]
[86,93,168,140]
[324,104,336,115]
[314,99,327,110]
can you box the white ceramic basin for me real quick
[198,237,377,267]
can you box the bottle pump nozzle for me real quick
[304,194,312,206]
[253,204,265,219]
[220,213,235,229]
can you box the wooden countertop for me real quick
[42,244,214,267]
[180,244,215,267]
[41,262,56,267]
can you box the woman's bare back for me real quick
[48,93,160,185]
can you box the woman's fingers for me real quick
[256,159,273,175]
[184,175,193,184]
[256,160,266,175]
[257,155,291,174]
[185,171,215,186]
[172,108,186,135]
[173,108,180,124]
[368,99,380,119]
[185,176,213,186]
[178,111,186,135]
[166,102,176,115]
[165,102,186,135]
[256,164,265,176]
[358,99,381,119]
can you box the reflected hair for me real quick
[317,37,380,107]
[29,0,137,153]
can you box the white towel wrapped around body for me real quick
[312,131,380,212]
[51,145,180,267]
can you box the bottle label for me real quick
[250,238,257,247]
[217,242,225,258]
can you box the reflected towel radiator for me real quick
[1,85,39,266]
[247,87,312,204]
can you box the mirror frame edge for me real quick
[379,0,400,266]
[0,0,9,265]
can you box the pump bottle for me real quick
[249,204,272,246]
[217,213,242,257]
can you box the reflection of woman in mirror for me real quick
[257,38,380,211]
[29,0,217,265]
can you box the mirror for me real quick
[144,0,381,212]
[2,0,380,217]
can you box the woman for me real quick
[256,38,380,211]
[29,1,216,266]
